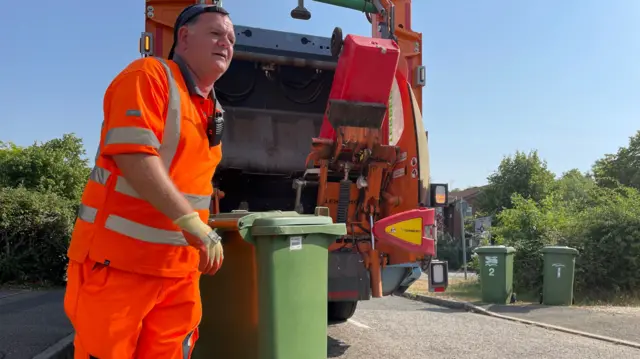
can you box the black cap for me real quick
[167,4,230,60]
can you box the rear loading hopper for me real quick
[143,0,448,321]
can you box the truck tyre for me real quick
[328,300,357,321]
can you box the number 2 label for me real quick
[488,268,495,276]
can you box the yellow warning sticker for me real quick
[384,218,422,245]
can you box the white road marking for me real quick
[347,318,371,329]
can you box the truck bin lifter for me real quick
[141,0,451,321]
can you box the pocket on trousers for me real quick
[80,261,111,295]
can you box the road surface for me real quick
[327,296,640,359]
[2,288,639,359]
[0,289,70,359]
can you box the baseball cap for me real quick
[167,4,230,60]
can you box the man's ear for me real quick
[177,26,191,46]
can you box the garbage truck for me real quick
[141,0,450,321]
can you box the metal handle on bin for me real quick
[208,219,242,231]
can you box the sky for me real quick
[1,0,638,189]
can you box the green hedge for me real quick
[493,186,640,300]
[0,187,77,285]
[568,187,640,296]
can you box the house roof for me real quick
[448,185,487,204]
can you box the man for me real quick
[63,4,235,358]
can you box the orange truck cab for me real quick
[143,0,450,320]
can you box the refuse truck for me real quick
[141,0,450,321]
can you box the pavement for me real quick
[475,302,640,344]
[2,286,640,359]
[413,274,640,345]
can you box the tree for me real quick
[492,194,569,294]
[468,131,640,302]
[552,169,596,208]
[0,133,90,285]
[0,133,91,202]
[476,150,556,216]
[566,186,640,295]
[0,187,76,284]
[592,130,640,190]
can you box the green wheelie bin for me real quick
[192,207,346,359]
[473,245,516,304]
[541,246,579,306]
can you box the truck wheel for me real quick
[328,300,357,321]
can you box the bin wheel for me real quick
[328,300,358,321]
[539,294,543,304]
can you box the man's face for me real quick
[179,12,235,80]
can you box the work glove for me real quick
[174,212,224,275]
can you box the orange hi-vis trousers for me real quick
[64,259,202,359]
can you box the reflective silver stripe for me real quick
[78,204,98,223]
[156,58,182,170]
[93,121,105,163]
[89,166,111,185]
[114,176,141,199]
[105,215,188,246]
[115,176,211,210]
[104,127,161,148]
[182,330,195,359]
[184,193,213,210]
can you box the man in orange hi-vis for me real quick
[63,4,235,358]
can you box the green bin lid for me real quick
[473,245,516,254]
[542,246,579,255]
[210,210,304,242]
[252,215,333,227]
[251,213,346,237]
[210,210,300,229]
[211,207,347,243]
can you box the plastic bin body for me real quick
[318,34,400,140]
[192,210,346,359]
[192,212,262,359]
[542,246,579,306]
[474,246,516,304]
[331,34,400,105]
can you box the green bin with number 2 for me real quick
[473,246,516,304]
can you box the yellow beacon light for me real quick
[139,32,154,57]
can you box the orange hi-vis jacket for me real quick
[67,56,223,278]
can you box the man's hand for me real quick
[174,212,224,275]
